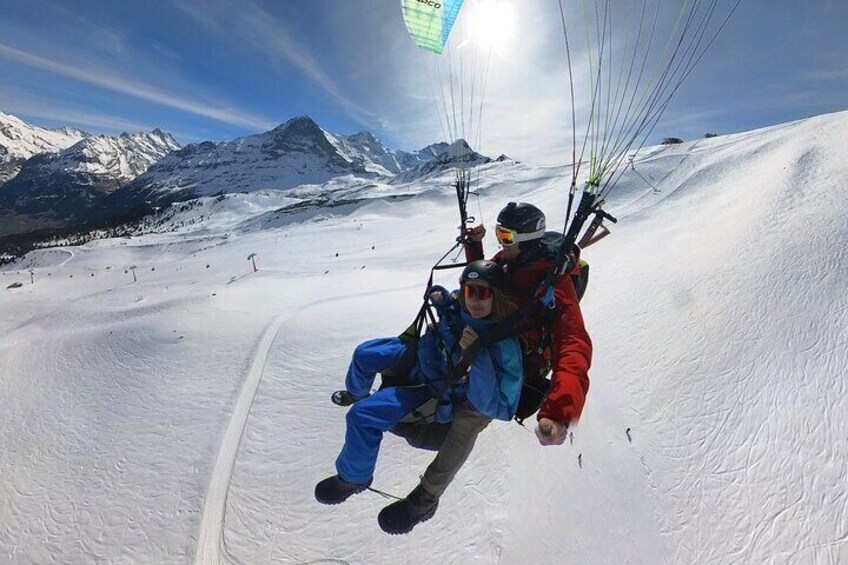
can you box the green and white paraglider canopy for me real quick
[402,0,465,55]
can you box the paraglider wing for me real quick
[401,0,466,54]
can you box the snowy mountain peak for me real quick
[0,112,90,159]
[53,130,180,182]
[50,126,89,138]
[346,131,380,144]
[270,115,324,138]
[0,128,180,227]
[414,139,472,158]
[149,127,171,141]
[113,116,496,211]
[265,115,336,156]
[1,112,494,237]
[393,138,493,179]
[448,138,472,152]
[0,112,91,183]
[419,141,452,157]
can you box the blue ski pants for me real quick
[344,337,408,398]
[335,385,434,483]
[336,337,433,483]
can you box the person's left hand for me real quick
[459,326,478,350]
[428,285,451,307]
[535,418,568,446]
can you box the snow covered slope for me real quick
[0,110,846,564]
[0,112,89,184]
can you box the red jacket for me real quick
[465,239,592,424]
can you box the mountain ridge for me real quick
[0,129,179,231]
[0,111,495,239]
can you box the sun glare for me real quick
[468,0,515,52]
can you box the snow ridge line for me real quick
[194,307,291,565]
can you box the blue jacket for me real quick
[415,287,524,422]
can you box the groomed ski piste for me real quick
[2,110,847,564]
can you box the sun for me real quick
[467,0,515,52]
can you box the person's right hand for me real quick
[535,418,568,446]
[467,225,486,242]
[459,325,478,350]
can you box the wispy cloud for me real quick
[173,0,379,129]
[0,42,275,131]
[0,84,204,141]
[802,68,848,82]
[25,109,157,135]
[43,0,129,54]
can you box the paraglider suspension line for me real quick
[367,486,403,501]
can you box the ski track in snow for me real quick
[59,249,74,267]
[194,307,292,565]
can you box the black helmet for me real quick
[496,202,546,249]
[497,202,546,237]
[460,259,505,288]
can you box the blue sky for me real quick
[1,0,845,165]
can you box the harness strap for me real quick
[446,298,550,386]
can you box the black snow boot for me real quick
[331,390,357,407]
[377,483,439,535]
[315,475,372,505]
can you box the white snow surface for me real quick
[1,111,847,564]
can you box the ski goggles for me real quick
[463,284,493,301]
[495,224,545,247]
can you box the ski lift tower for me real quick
[247,253,258,273]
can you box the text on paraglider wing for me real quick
[417,0,442,9]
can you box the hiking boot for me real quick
[314,475,372,505]
[377,483,439,535]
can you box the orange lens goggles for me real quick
[463,284,493,301]
[495,225,518,246]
